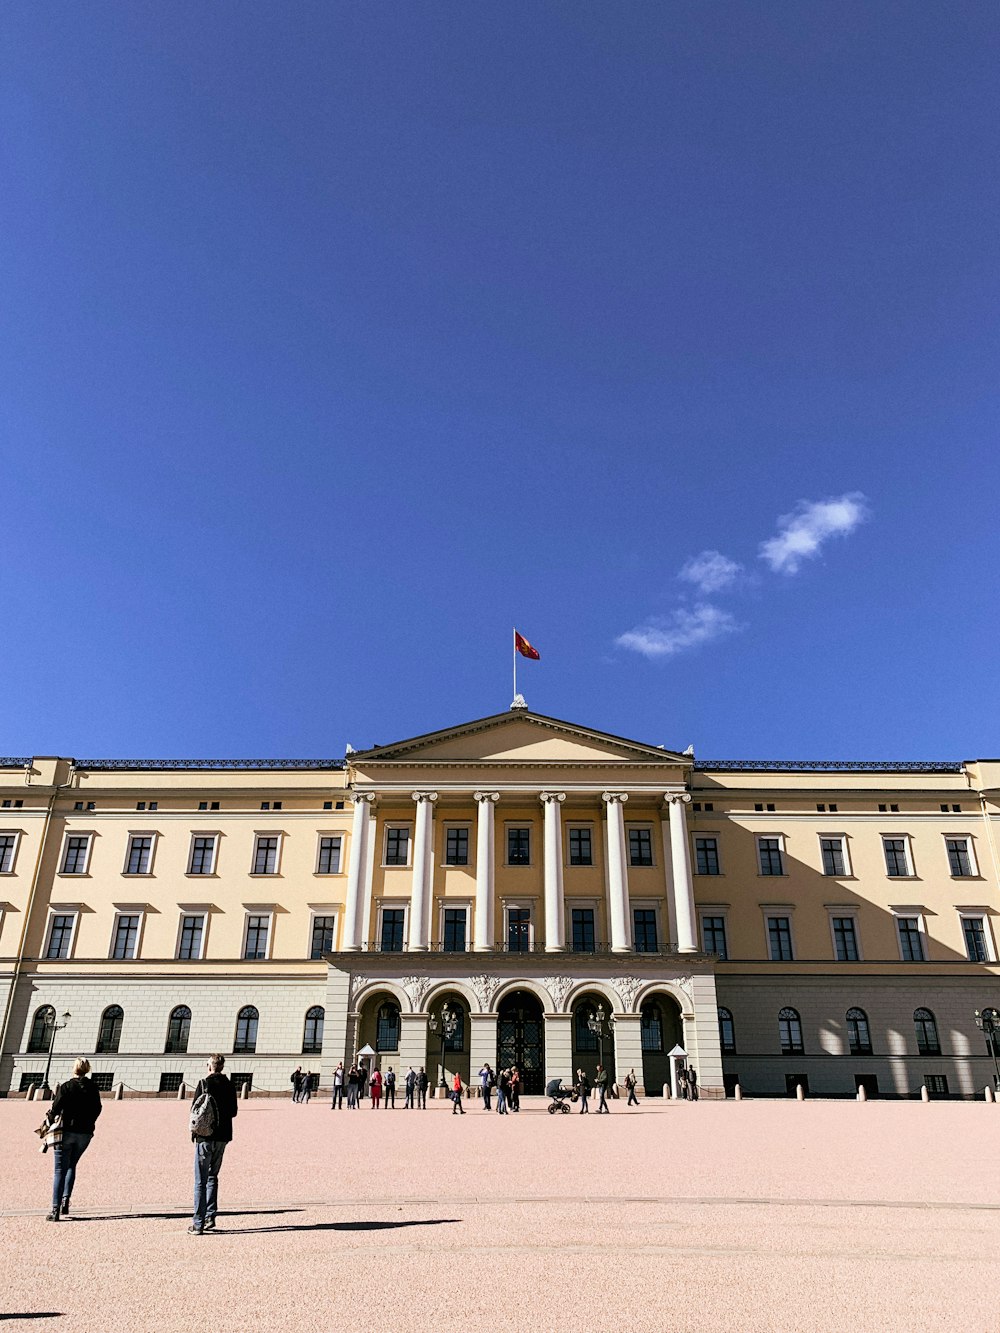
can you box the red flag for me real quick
[514,630,540,660]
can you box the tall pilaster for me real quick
[473,791,499,951]
[540,791,567,952]
[603,792,631,953]
[667,792,697,953]
[408,791,438,951]
[343,793,375,951]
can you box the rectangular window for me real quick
[962,916,989,963]
[46,914,76,959]
[702,915,728,959]
[568,827,593,866]
[883,838,910,877]
[507,827,530,865]
[507,907,530,952]
[897,916,925,961]
[694,837,720,876]
[316,835,342,875]
[445,828,469,866]
[159,1073,183,1094]
[571,908,595,953]
[443,908,467,952]
[820,837,846,876]
[124,835,153,876]
[91,1072,114,1093]
[310,915,336,959]
[0,833,18,874]
[946,838,973,877]
[633,908,658,953]
[758,838,784,876]
[380,908,405,952]
[385,827,410,866]
[177,914,205,959]
[253,836,279,875]
[767,916,794,961]
[188,836,217,875]
[61,835,91,875]
[111,914,140,960]
[832,917,859,962]
[628,827,653,867]
[244,914,270,960]
[925,1074,949,1097]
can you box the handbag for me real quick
[35,1111,63,1154]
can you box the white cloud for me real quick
[678,549,743,594]
[616,604,740,659]
[759,492,869,575]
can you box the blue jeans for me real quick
[52,1131,92,1212]
[193,1140,227,1229]
[496,1088,507,1114]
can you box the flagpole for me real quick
[512,627,517,701]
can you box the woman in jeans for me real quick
[47,1057,103,1220]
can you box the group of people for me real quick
[289,1067,315,1103]
[329,1062,431,1109]
[476,1063,523,1114]
[677,1065,699,1100]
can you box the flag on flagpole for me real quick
[514,630,540,660]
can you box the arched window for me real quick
[96,1005,124,1054]
[846,1007,871,1055]
[376,1003,400,1052]
[28,1005,55,1054]
[234,1005,258,1054]
[640,1002,664,1052]
[575,1005,598,1053]
[165,1005,191,1054]
[779,1007,803,1054]
[302,1005,325,1055]
[718,1006,736,1054]
[914,1007,940,1056]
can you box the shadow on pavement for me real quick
[75,1207,303,1223]
[0,1316,65,1321]
[219,1217,461,1235]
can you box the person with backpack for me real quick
[383,1067,396,1108]
[189,1053,238,1235]
[594,1065,611,1113]
[46,1057,102,1220]
[370,1066,383,1109]
[624,1069,640,1106]
[404,1067,416,1109]
[417,1067,429,1109]
[290,1066,304,1102]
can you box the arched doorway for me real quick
[639,992,683,1095]
[497,990,545,1094]
[425,991,471,1091]
[356,990,402,1071]
[571,991,616,1084]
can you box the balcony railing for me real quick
[361,940,682,955]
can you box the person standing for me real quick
[478,1063,494,1111]
[677,1066,689,1101]
[384,1067,396,1108]
[576,1068,590,1113]
[357,1063,368,1104]
[624,1069,640,1107]
[302,1071,313,1104]
[46,1057,102,1221]
[346,1064,359,1109]
[189,1053,238,1235]
[509,1066,521,1112]
[404,1067,416,1109]
[417,1067,429,1109]
[331,1062,345,1110]
[451,1071,466,1115]
[496,1068,509,1115]
[370,1067,383,1109]
[290,1066,304,1103]
[594,1065,610,1113]
[688,1066,699,1101]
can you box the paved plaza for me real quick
[1,1095,999,1332]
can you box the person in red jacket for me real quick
[370,1067,383,1109]
[452,1071,466,1115]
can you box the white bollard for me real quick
[176,1082,187,1101]
[795,1083,805,1101]
[115,1082,124,1101]
[985,1086,995,1103]
[27,1083,37,1102]
[857,1084,867,1102]
[734,1083,742,1101]
[662,1082,671,1099]
[920,1085,930,1102]
[241,1081,251,1099]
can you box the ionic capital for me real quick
[351,792,377,806]
[411,790,439,804]
[539,791,566,804]
[473,790,500,804]
[665,792,692,807]
[601,791,629,805]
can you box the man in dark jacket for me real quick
[190,1053,238,1234]
[48,1057,103,1220]
[417,1067,429,1109]
[594,1065,611,1113]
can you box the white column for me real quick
[603,792,631,953]
[408,791,437,951]
[343,793,374,951]
[540,792,567,952]
[473,791,499,951]
[668,792,697,953]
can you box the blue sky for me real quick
[2,3,998,761]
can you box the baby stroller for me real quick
[545,1077,577,1114]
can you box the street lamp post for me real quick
[974,1008,1000,1092]
[42,1011,72,1099]
[428,1003,459,1090]
[586,1004,614,1071]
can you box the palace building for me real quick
[2,706,999,1100]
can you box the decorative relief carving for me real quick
[469,974,498,1010]
[662,975,693,999]
[543,974,572,1010]
[349,974,368,1006]
[612,975,642,1010]
[401,975,431,1008]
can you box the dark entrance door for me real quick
[497,990,545,1094]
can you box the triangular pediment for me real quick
[348,712,690,768]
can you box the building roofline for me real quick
[694,760,964,773]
